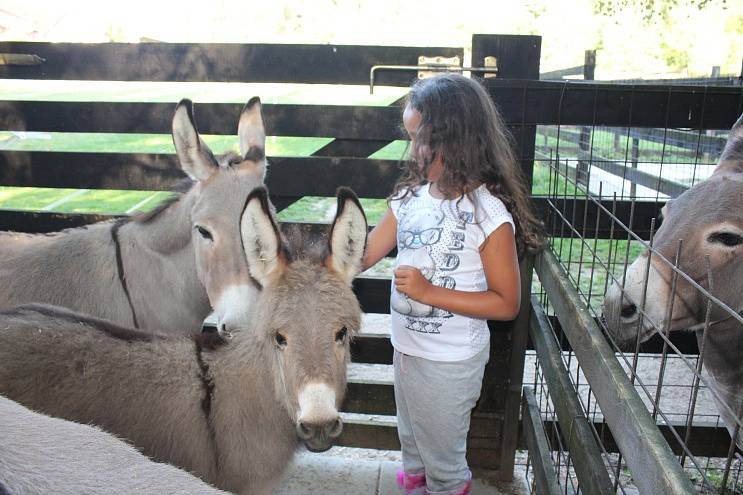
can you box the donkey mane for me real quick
[5,304,164,343]
[129,178,194,224]
[132,150,264,225]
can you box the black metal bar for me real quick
[522,387,562,495]
[535,249,696,494]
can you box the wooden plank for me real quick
[576,150,688,198]
[351,333,394,365]
[2,83,740,137]
[0,196,664,241]
[471,34,541,79]
[535,419,739,459]
[522,387,562,495]
[352,276,390,314]
[0,209,119,232]
[0,101,403,140]
[0,151,401,197]
[0,42,462,86]
[536,249,696,494]
[537,196,661,241]
[529,296,615,495]
[483,80,743,130]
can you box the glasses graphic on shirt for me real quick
[399,227,443,249]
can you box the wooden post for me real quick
[630,136,639,198]
[472,34,541,188]
[583,49,596,81]
[470,34,540,479]
[577,50,596,188]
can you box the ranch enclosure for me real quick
[0,34,742,493]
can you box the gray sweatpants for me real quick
[393,344,490,494]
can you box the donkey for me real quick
[0,186,368,495]
[603,114,743,450]
[0,395,228,494]
[0,97,268,335]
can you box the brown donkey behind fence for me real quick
[0,186,368,495]
[604,114,743,451]
[0,98,268,336]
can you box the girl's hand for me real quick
[394,265,432,303]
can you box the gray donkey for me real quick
[603,114,743,451]
[0,395,228,495]
[0,186,368,495]
[0,98,267,335]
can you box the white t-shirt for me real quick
[389,183,515,362]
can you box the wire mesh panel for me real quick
[525,82,743,494]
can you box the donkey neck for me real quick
[696,322,743,385]
[207,336,298,488]
[115,193,211,333]
[125,192,195,254]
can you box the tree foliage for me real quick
[594,0,727,22]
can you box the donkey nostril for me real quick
[620,304,637,319]
[327,417,343,438]
[297,421,312,440]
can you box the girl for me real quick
[362,74,542,495]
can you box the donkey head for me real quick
[172,98,267,335]
[240,186,366,452]
[604,114,743,344]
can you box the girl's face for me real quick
[403,104,444,182]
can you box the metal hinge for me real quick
[369,54,499,93]
[0,53,46,66]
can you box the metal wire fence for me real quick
[523,108,743,493]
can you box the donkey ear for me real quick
[326,187,368,285]
[713,113,743,176]
[172,99,219,181]
[240,186,287,287]
[238,97,266,159]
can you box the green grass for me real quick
[0,80,407,106]
[0,186,81,210]
[1,132,333,156]
[552,236,647,312]
[279,197,389,225]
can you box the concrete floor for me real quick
[275,449,530,495]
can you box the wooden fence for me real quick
[1,35,742,489]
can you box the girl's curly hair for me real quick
[391,73,544,256]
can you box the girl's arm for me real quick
[361,208,398,271]
[394,223,520,320]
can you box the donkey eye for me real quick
[275,333,287,349]
[335,327,348,343]
[707,232,743,247]
[195,225,213,241]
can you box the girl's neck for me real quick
[428,181,481,200]
[428,181,447,199]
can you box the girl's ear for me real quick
[325,188,368,285]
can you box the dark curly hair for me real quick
[391,73,544,256]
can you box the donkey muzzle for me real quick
[296,416,343,452]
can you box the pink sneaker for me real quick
[396,470,426,495]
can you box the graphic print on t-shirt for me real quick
[392,200,477,335]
